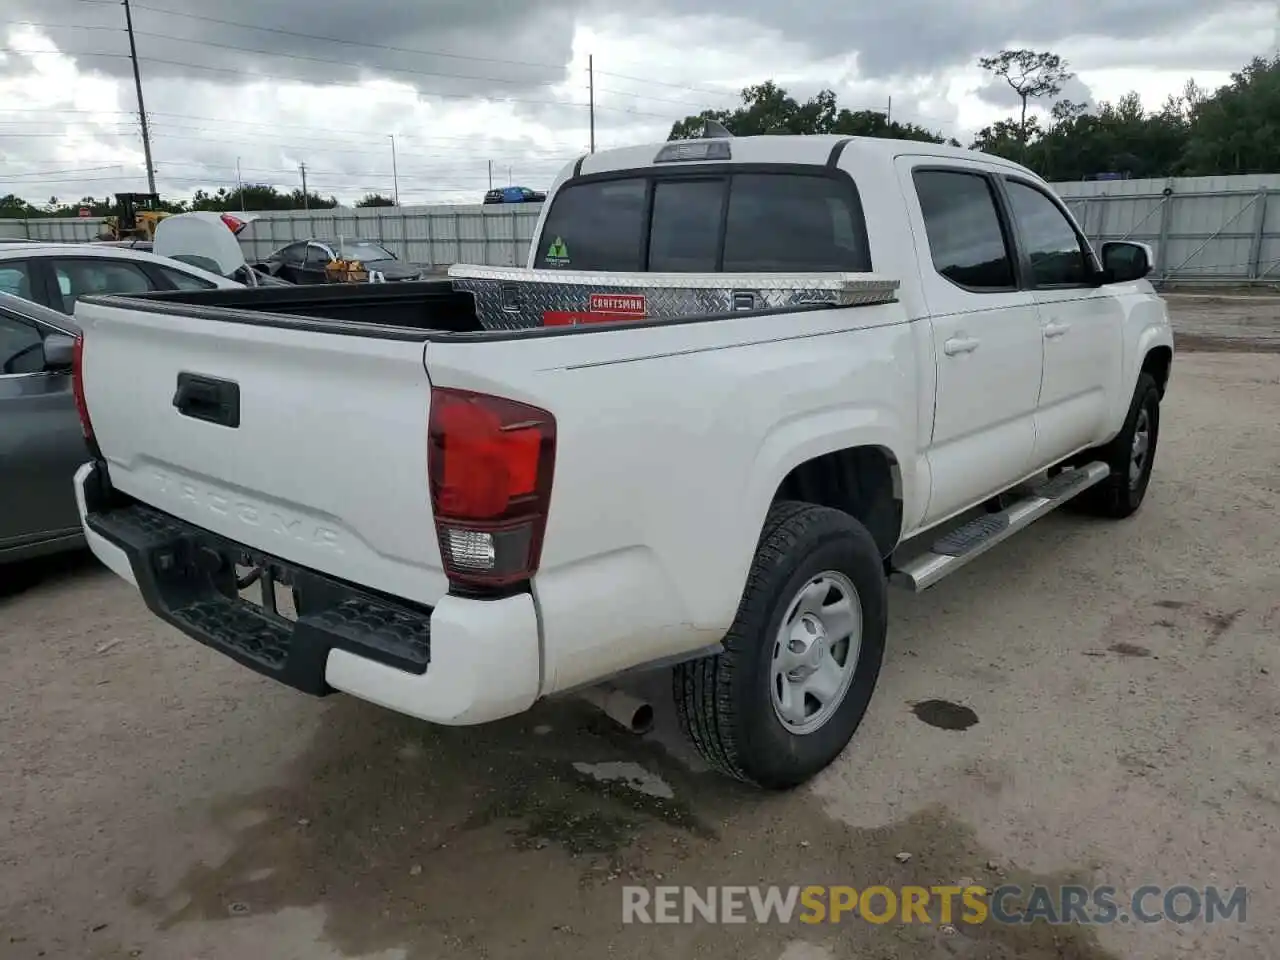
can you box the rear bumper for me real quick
[74,461,541,725]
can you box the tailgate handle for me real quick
[173,373,241,428]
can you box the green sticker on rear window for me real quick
[545,236,570,265]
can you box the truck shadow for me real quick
[142,692,1121,960]
[0,550,103,604]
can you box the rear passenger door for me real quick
[999,177,1123,465]
[899,161,1044,525]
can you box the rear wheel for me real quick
[1075,372,1160,518]
[673,501,887,789]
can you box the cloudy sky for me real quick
[2,0,1277,208]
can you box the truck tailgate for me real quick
[76,299,447,606]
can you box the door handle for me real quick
[1044,321,1072,339]
[943,335,980,356]
[173,373,240,428]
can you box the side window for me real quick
[0,261,33,300]
[0,313,45,375]
[305,245,330,265]
[913,170,1015,290]
[1004,180,1091,286]
[648,180,724,272]
[722,174,869,272]
[51,259,153,312]
[157,265,218,290]
[535,177,647,270]
[274,243,304,263]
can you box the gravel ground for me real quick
[1163,291,1280,351]
[2,299,1278,960]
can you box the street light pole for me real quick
[389,134,400,206]
[122,0,156,194]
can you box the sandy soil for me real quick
[2,302,1277,960]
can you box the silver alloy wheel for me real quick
[770,571,863,736]
[1130,407,1151,488]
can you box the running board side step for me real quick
[890,461,1110,592]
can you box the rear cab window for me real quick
[535,169,869,273]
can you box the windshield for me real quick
[337,241,396,261]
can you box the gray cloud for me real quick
[975,74,1095,112]
[632,0,1265,79]
[9,0,583,97]
[1,0,1264,205]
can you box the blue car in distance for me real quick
[483,186,546,204]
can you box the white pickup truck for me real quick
[71,134,1172,788]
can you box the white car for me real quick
[70,133,1173,789]
[0,241,239,316]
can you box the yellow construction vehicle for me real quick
[99,193,171,242]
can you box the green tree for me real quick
[0,194,42,218]
[971,117,1040,160]
[667,81,947,143]
[1182,55,1280,175]
[356,193,396,207]
[978,49,1072,151]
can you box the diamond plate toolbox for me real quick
[447,264,901,331]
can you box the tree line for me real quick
[0,185,398,220]
[668,51,1280,182]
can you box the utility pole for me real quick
[586,54,596,154]
[235,157,243,208]
[389,135,400,206]
[507,165,512,186]
[488,160,493,190]
[121,0,156,194]
[299,162,309,210]
[886,96,892,125]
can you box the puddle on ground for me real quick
[138,695,1118,960]
[911,699,980,731]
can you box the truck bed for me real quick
[83,279,485,338]
[80,268,901,342]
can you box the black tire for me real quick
[672,501,888,789]
[1075,372,1161,518]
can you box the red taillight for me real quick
[220,213,246,234]
[72,332,95,444]
[428,387,556,589]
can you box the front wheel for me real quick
[673,501,887,789]
[1075,372,1161,519]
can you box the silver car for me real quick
[0,292,85,562]
[0,244,237,563]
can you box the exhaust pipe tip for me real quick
[577,685,655,735]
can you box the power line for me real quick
[36,49,676,120]
[4,164,130,179]
[0,107,591,145]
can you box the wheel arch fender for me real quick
[739,406,916,564]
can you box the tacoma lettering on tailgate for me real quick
[150,470,343,551]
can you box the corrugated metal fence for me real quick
[5,174,1280,283]
[0,204,546,267]
[1055,174,1280,284]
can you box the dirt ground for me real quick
[3,298,1279,960]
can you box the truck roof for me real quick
[574,134,1033,179]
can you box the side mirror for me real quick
[1100,241,1153,283]
[42,332,76,369]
